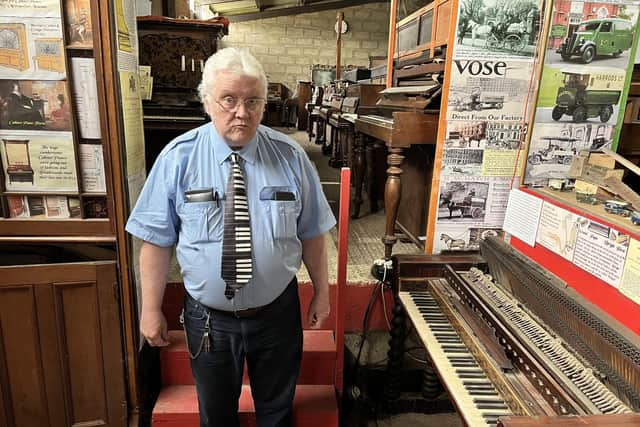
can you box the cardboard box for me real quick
[588,153,616,169]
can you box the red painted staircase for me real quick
[152,329,340,426]
[153,168,353,426]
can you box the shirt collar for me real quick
[209,123,258,166]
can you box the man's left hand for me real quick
[307,291,330,329]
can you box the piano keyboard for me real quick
[399,289,512,426]
[358,114,393,127]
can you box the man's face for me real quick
[204,71,265,147]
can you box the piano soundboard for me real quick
[394,237,639,427]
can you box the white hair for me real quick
[198,47,268,103]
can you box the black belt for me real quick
[214,305,264,319]
[187,276,297,319]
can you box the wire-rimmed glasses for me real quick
[216,96,266,113]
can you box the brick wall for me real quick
[221,3,390,93]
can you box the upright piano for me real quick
[354,83,441,256]
[389,237,640,427]
[137,16,228,172]
[326,83,385,168]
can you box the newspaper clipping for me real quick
[455,0,542,60]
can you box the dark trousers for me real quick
[183,278,303,427]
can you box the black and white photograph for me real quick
[447,60,533,122]
[524,122,594,185]
[455,0,542,59]
[442,148,484,176]
[437,180,490,221]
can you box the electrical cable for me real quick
[380,280,391,331]
[352,280,383,381]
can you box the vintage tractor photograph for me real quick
[551,70,621,123]
[556,18,634,64]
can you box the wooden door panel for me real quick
[0,286,50,427]
[0,262,126,427]
[55,281,108,426]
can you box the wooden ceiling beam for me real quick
[229,0,385,22]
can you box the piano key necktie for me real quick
[221,153,253,299]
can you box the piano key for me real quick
[399,291,511,427]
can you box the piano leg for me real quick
[385,292,407,400]
[329,126,343,168]
[351,132,366,219]
[366,142,376,213]
[383,146,405,259]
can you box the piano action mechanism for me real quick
[390,237,639,426]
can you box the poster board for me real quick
[524,0,640,187]
[426,0,546,253]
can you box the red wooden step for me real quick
[161,329,336,386]
[152,384,338,427]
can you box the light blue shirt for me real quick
[126,123,336,310]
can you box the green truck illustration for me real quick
[557,18,634,63]
[552,70,621,123]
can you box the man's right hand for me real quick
[140,309,171,347]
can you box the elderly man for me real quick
[126,47,335,427]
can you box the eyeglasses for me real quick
[216,96,266,113]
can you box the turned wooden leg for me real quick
[351,132,366,219]
[383,146,405,259]
[385,292,406,400]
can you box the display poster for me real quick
[524,0,640,186]
[536,200,581,260]
[503,188,544,246]
[620,237,640,304]
[0,0,61,17]
[0,17,65,80]
[573,217,629,287]
[70,57,101,139]
[115,0,138,71]
[119,71,145,183]
[0,80,71,131]
[430,0,543,253]
[0,130,77,192]
[79,143,106,193]
[63,0,92,48]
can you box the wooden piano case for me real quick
[137,16,228,171]
[395,0,452,63]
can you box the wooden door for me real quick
[0,262,126,427]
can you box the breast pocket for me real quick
[260,186,300,240]
[179,203,223,243]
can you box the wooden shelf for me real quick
[530,187,640,239]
